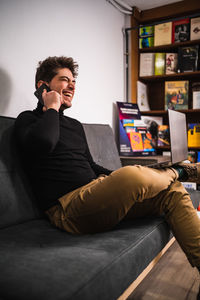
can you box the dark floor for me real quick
[128,241,199,300]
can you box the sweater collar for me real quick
[34,101,64,116]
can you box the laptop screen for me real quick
[168,109,188,164]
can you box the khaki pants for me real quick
[45,166,200,268]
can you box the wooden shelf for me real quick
[189,147,200,150]
[140,71,200,82]
[140,39,200,52]
[141,109,200,115]
[156,146,170,150]
[156,146,200,150]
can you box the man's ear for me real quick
[37,80,49,88]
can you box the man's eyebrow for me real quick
[59,76,76,83]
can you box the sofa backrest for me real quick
[0,116,121,229]
[0,116,41,229]
[83,123,122,171]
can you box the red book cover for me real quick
[172,18,190,43]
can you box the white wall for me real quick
[0,0,126,127]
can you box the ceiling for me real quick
[122,0,183,11]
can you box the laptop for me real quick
[148,109,188,168]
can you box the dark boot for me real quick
[177,162,200,184]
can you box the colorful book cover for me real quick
[165,53,178,74]
[190,17,200,41]
[129,126,155,153]
[157,125,170,146]
[139,37,154,49]
[129,131,144,152]
[139,53,155,76]
[197,151,200,163]
[142,131,155,152]
[187,151,197,163]
[172,18,190,43]
[139,26,154,37]
[154,53,165,75]
[117,102,156,156]
[165,80,189,110]
[188,123,200,147]
[141,115,163,147]
[139,26,154,49]
[178,46,199,73]
[154,22,172,46]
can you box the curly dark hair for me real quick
[35,56,79,89]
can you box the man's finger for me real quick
[58,89,62,105]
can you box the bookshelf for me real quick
[130,0,200,104]
[129,0,200,152]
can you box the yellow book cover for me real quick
[155,53,165,75]
[154,22,172,46]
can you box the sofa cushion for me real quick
[0,216,171,300]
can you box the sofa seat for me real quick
[0,216,171,300]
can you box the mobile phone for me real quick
[34,83,51,105]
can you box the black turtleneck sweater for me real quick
[15,104,112,210]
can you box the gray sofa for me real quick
[0,115,199,300]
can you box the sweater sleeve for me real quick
[15,109,60,154]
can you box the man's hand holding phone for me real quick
[34,83,63,112]
[42,89,62,112]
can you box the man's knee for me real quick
[111,165,150,190]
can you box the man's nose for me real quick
[68,82,75,90]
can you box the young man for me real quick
[15,56,200,273]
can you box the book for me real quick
[187,151,197,163]
[154,22,172,46]
[129,119,155,153]
[188,123,200,147]
[172,18,190,43]
[137,81,149,111]
[139,26,154,37]
[190,17,200,41]
[154,53,165,75]
[178,45,199,73]
[157,125,170,146]
[117,102,141,156]
[141,115,163,147]
[182,182,197,190]
[192,82,200,109]
[139,53,155,76]
[139,37,154,49]
[198,151,200,163]
[165,80,189,110]
[129,131,144,152]
[139,25,154,49]
[165,53,178,74]
[193,93,200,109]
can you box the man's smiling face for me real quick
[48,68,76,110]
